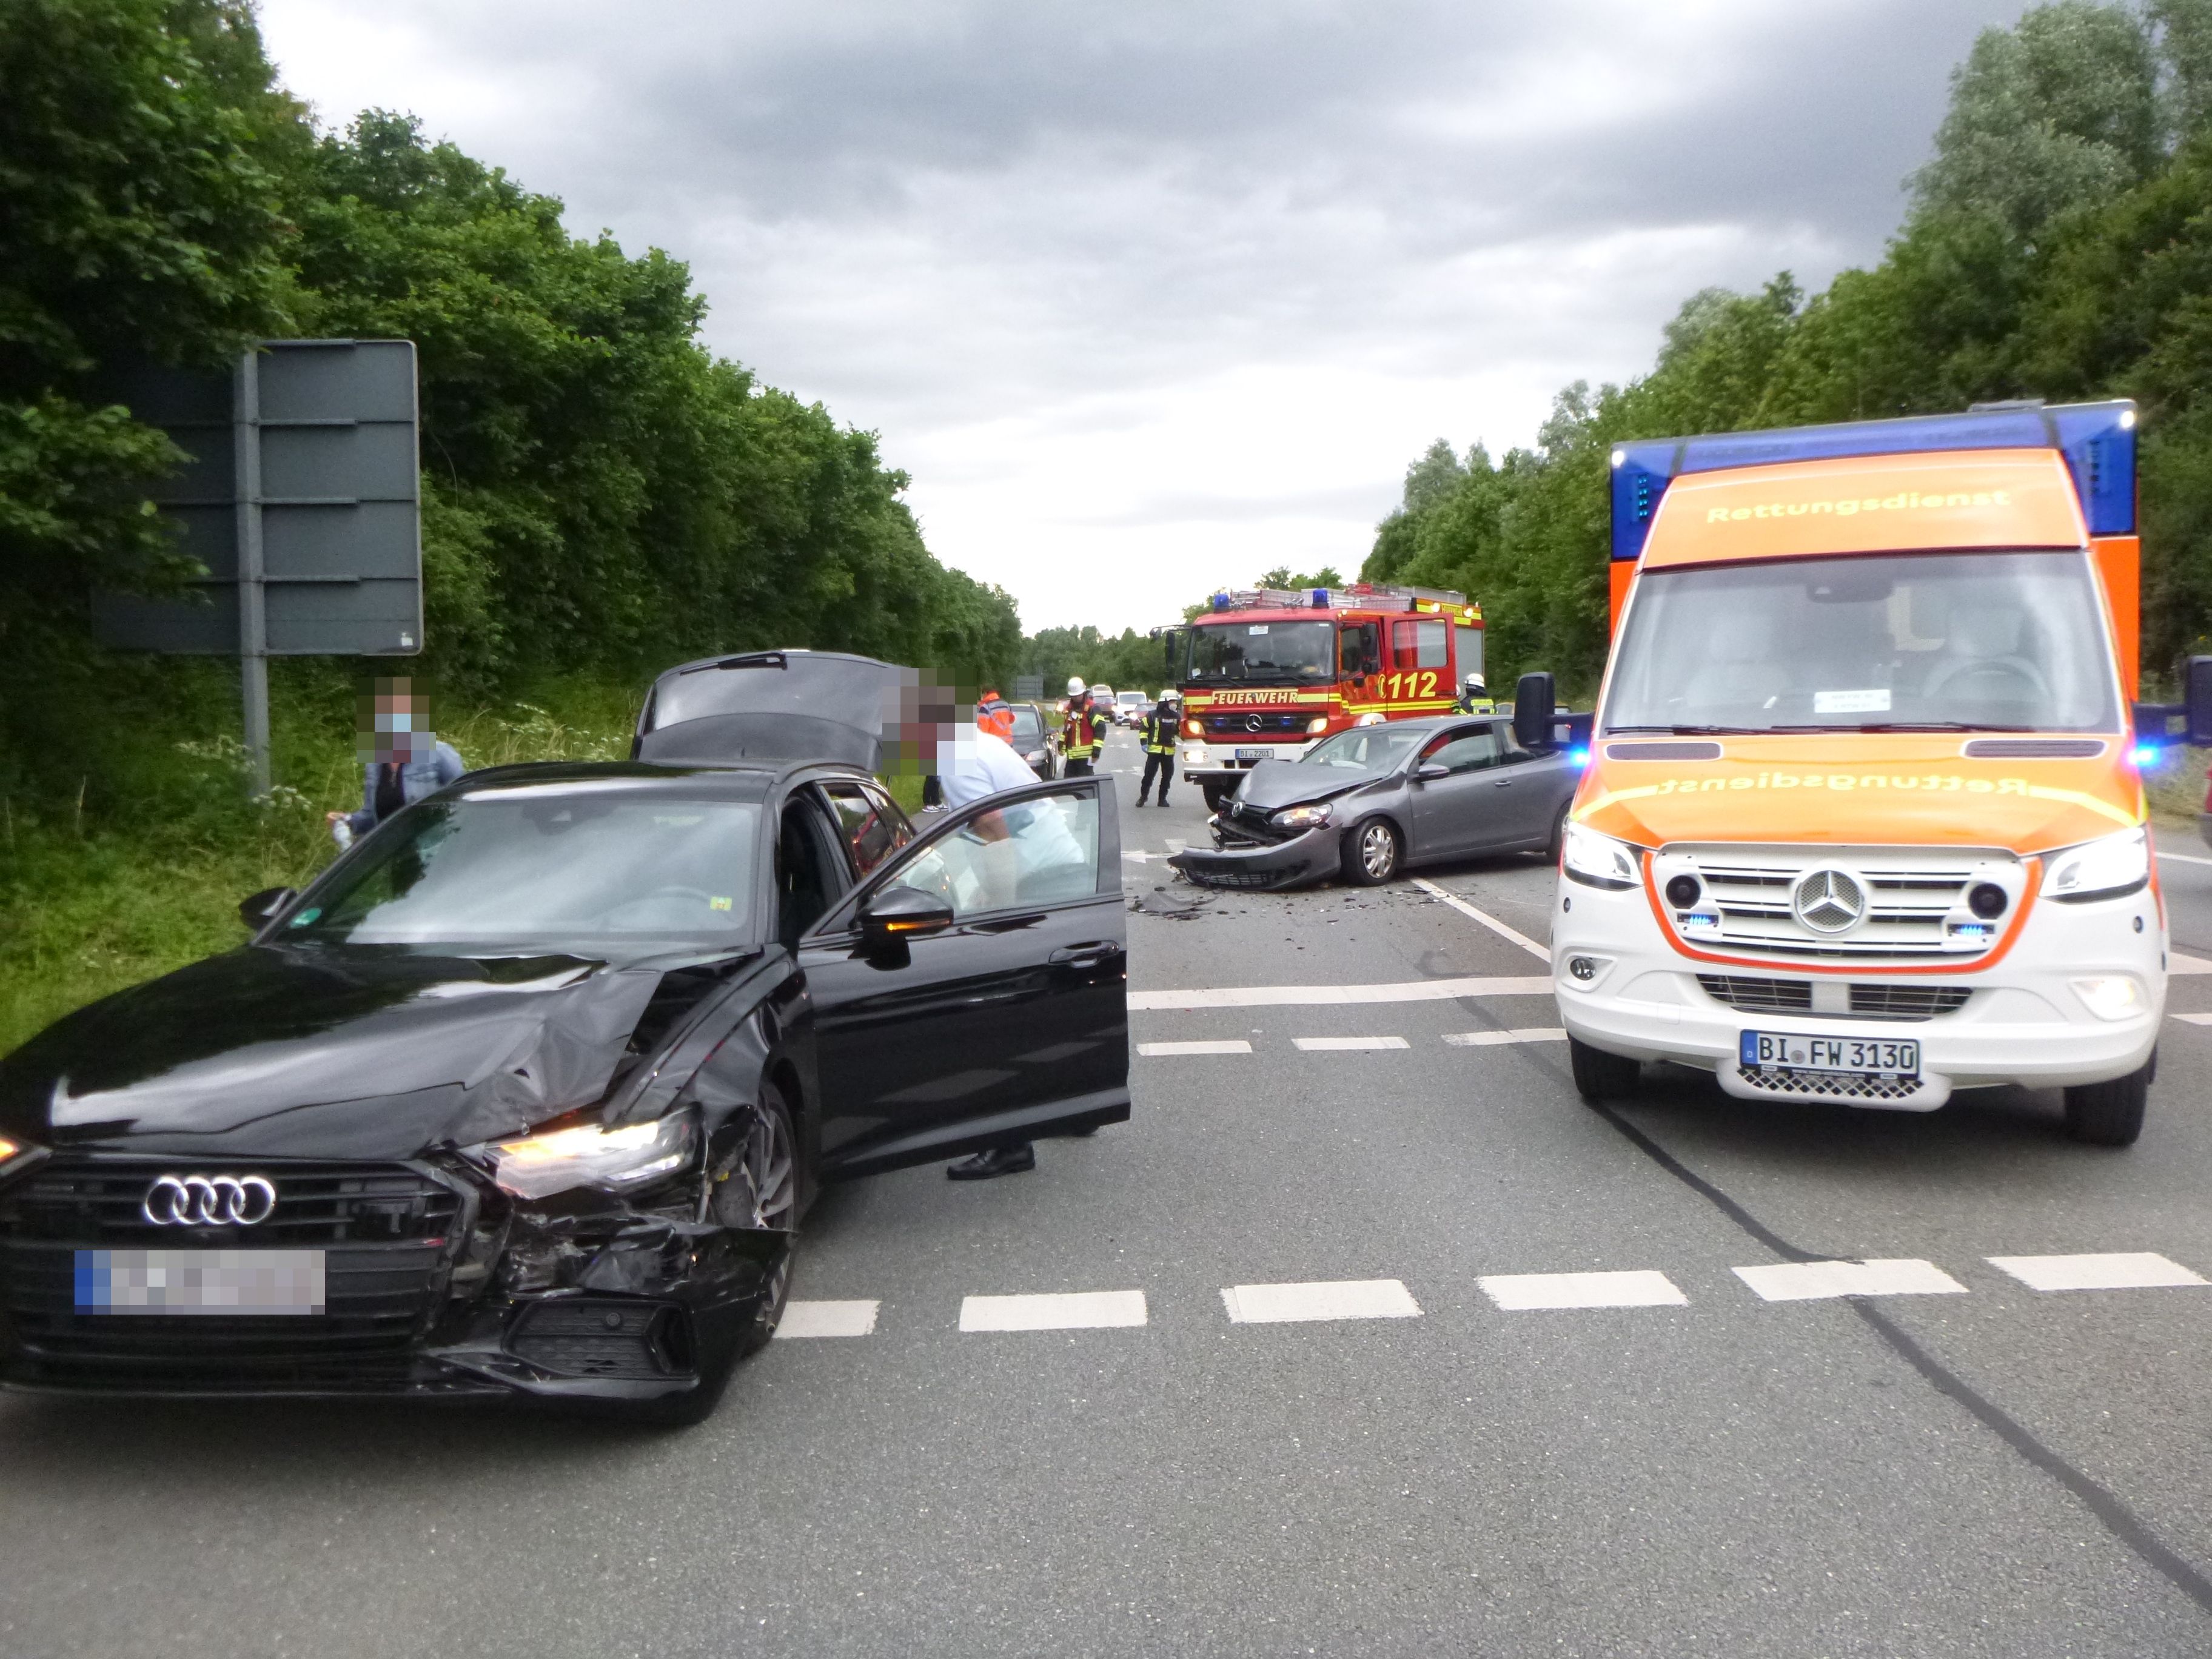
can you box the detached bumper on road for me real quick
[1169,826,1340,890]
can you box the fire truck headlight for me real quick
[1305,716,1329,735]
[1561,820,1640,891]
[2045,827,2150,903]
[1183,718,1204,739]
[1272,803,1333,830]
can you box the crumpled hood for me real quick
[1575,737,2143,855]
[1230,759,1384,813]
[0,946,676,1158]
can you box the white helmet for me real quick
[1464,672,1486,690]
[1067,676,1086,697]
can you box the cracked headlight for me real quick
[476,1111,697,1200]
[1272,803,1334,829]
[2044,826,2150,903]
[1562,820,1639,890]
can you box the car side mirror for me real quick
[2188,655,2212,746]
[239,886,296,930]
[1415,763,1449,782]
[860,885,954,950]
[1512,672,1557,749]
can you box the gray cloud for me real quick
[261,0,2030,632]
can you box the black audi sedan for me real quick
[0,652,1127,1423]
[1169,713,1579,890]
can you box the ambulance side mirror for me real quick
[1512,672,1557,749]
[2187,655,2212,746]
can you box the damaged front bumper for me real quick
[1168,824,1341,891]
[0,1153,788,1406]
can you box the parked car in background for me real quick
[1115,690,1150,727]
[1169,713,1579,890]
[1009,702,1057,778]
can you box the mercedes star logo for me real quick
[141,1173,278,1227]
[1243,713,1264,734]
[1791,868,1866,934]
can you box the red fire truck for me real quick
[1161,583,1484,809]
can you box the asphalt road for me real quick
[7,728,2212,1656]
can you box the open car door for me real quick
[798,777,1129,1179]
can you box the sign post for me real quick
[96,340,423,794]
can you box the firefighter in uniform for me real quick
[1136,693,1178,806]
[1457,672,1495,714]
[1062,688,1105,777]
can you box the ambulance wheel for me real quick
[1569,1036,1640,1105]
[2063,1058,2150,1147]
[1201,782,1232,812]
[1342,817,1402,885]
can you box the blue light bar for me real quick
[1608,400,2137,563]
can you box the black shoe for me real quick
[947,1143,1036,1180]
[1136,798,1149,808]
[1158,797,1170,807]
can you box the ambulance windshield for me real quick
[1602,550,2120,734]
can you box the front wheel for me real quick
[1201,782,1232,813]
[1342,817,1403,885]
[1545,804,1570,863]
[2063,1058,2150,1146]
[1568,1036,1640,1105]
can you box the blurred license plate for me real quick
[1235,748,1262,760]
[73,1249,325,1316]
[1739,1031,1919,1078]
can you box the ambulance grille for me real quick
[1659,845,2017,962]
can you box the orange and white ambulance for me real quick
[1540,401,2184,1144]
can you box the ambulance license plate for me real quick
[1739,1030,1919,1078]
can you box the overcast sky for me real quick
[256,0,2030,639]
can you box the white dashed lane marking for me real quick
[1131,975,1550,1010]
[1137,1039,1253,1056]
[1293,1035,1409,1051]
[1478,1270,1687,1310]
[1445,1028,1566,1047]
[776,1299,879,1339]
[1221,1279,1421,1324]
[1987,1252,2211,1291]
[2171,1012,2212,1025]
[957,1290,1148,1332]
[1734,1259,1968,1301]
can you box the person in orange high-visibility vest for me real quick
[1061,690,1106,776]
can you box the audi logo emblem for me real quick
[141,1174,277,1227]
[1791,867,1867,934]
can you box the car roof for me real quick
[445,759,872,802]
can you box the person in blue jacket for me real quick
[326,677,466,841]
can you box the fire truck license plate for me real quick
[1740,1031,1919,1078]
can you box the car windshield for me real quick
[1603,550,2120,734]
[1185,619,1336,682]
[1007,707,1045,743]
[286,786,762,948]
[1302,725,1428,773]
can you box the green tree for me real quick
[0,0,303,623]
